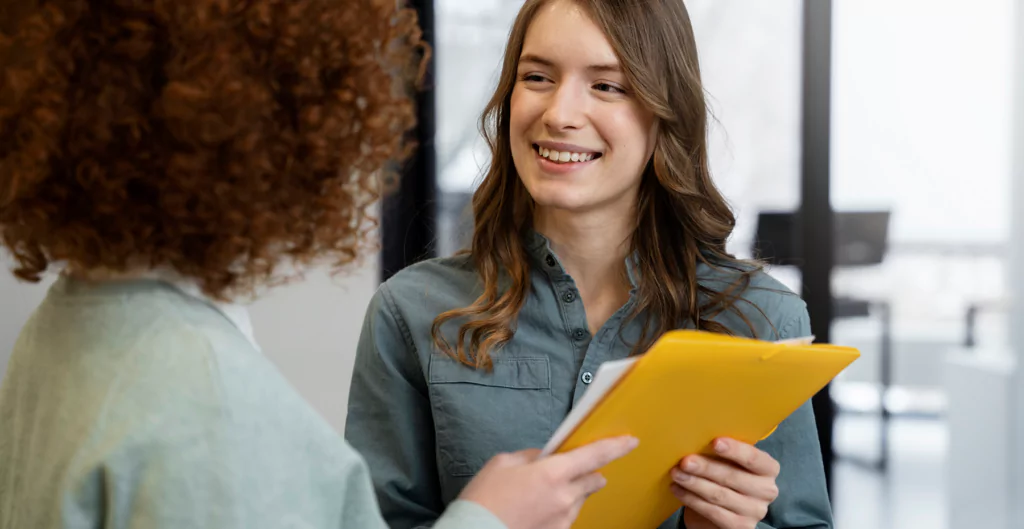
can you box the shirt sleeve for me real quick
[344,284,448,529]
[434,500,508,529]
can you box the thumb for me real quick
[514,448,543,462]
[495,448,542,467]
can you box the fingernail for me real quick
[714,439,729,453]
[672,469,692,482]
[684,460,698,473]
[626,436,641,449]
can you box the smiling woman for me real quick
[345,1,835,529]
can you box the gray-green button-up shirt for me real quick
[345,233,834,529]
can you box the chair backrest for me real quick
[752,210,891,267]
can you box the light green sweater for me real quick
[0,276,505,529]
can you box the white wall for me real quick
[248,262,378,433]
[0,257,378,435]
[945,3,1024,528]
[0,266,54,383]
[832,0,1015,246]
[1011,0,1024,522]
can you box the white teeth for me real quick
[536,146,598,164]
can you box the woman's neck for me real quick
[533,206,635,333]
[65,266,146,282]
[65,266,198,293]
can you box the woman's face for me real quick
[509,0,657,216]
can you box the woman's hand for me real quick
[459,436,639,529]
[671,437,780,529]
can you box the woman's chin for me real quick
[530,194,592,213]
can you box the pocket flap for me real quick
[429,355,551,390]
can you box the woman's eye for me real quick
[521,74,548,83]
[594,83,626,94]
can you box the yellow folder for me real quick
[541,330,860,529]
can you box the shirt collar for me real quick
[524,229,640,290]
[139,270,263,353]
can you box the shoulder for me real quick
[374,253,481,318]
[696,259,809,341]
[88,290,334,447]
[83,312,352,488]
[355,254,481,357]
[382,253,477,296]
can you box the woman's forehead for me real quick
[519,0,619,69]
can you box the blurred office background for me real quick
[3,1,1023,528]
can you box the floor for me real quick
[831,413,947,529]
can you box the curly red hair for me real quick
[0,0,427,300]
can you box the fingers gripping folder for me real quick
[541,330,860,529]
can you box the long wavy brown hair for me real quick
[431,0,767,370]
[0,0,427,301]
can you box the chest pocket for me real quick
[428,354,555,477]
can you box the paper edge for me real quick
[539,334,817,456]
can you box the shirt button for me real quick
[562,290,577,303]
[545,254,557,267]
[572,328,587,341]
[581,372,594,384]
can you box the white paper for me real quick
[774,335,816,346]
[540,356,639,455]
[539,335,816,456]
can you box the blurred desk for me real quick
[833,297,892,472]
[943,349,1015,529]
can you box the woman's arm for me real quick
[345,284,445,529]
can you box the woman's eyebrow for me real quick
[519,53,621,73]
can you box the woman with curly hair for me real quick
[0,2,637,528]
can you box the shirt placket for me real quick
[535,237,641,408]
[570,303,633,406]
[541,252,591,370]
